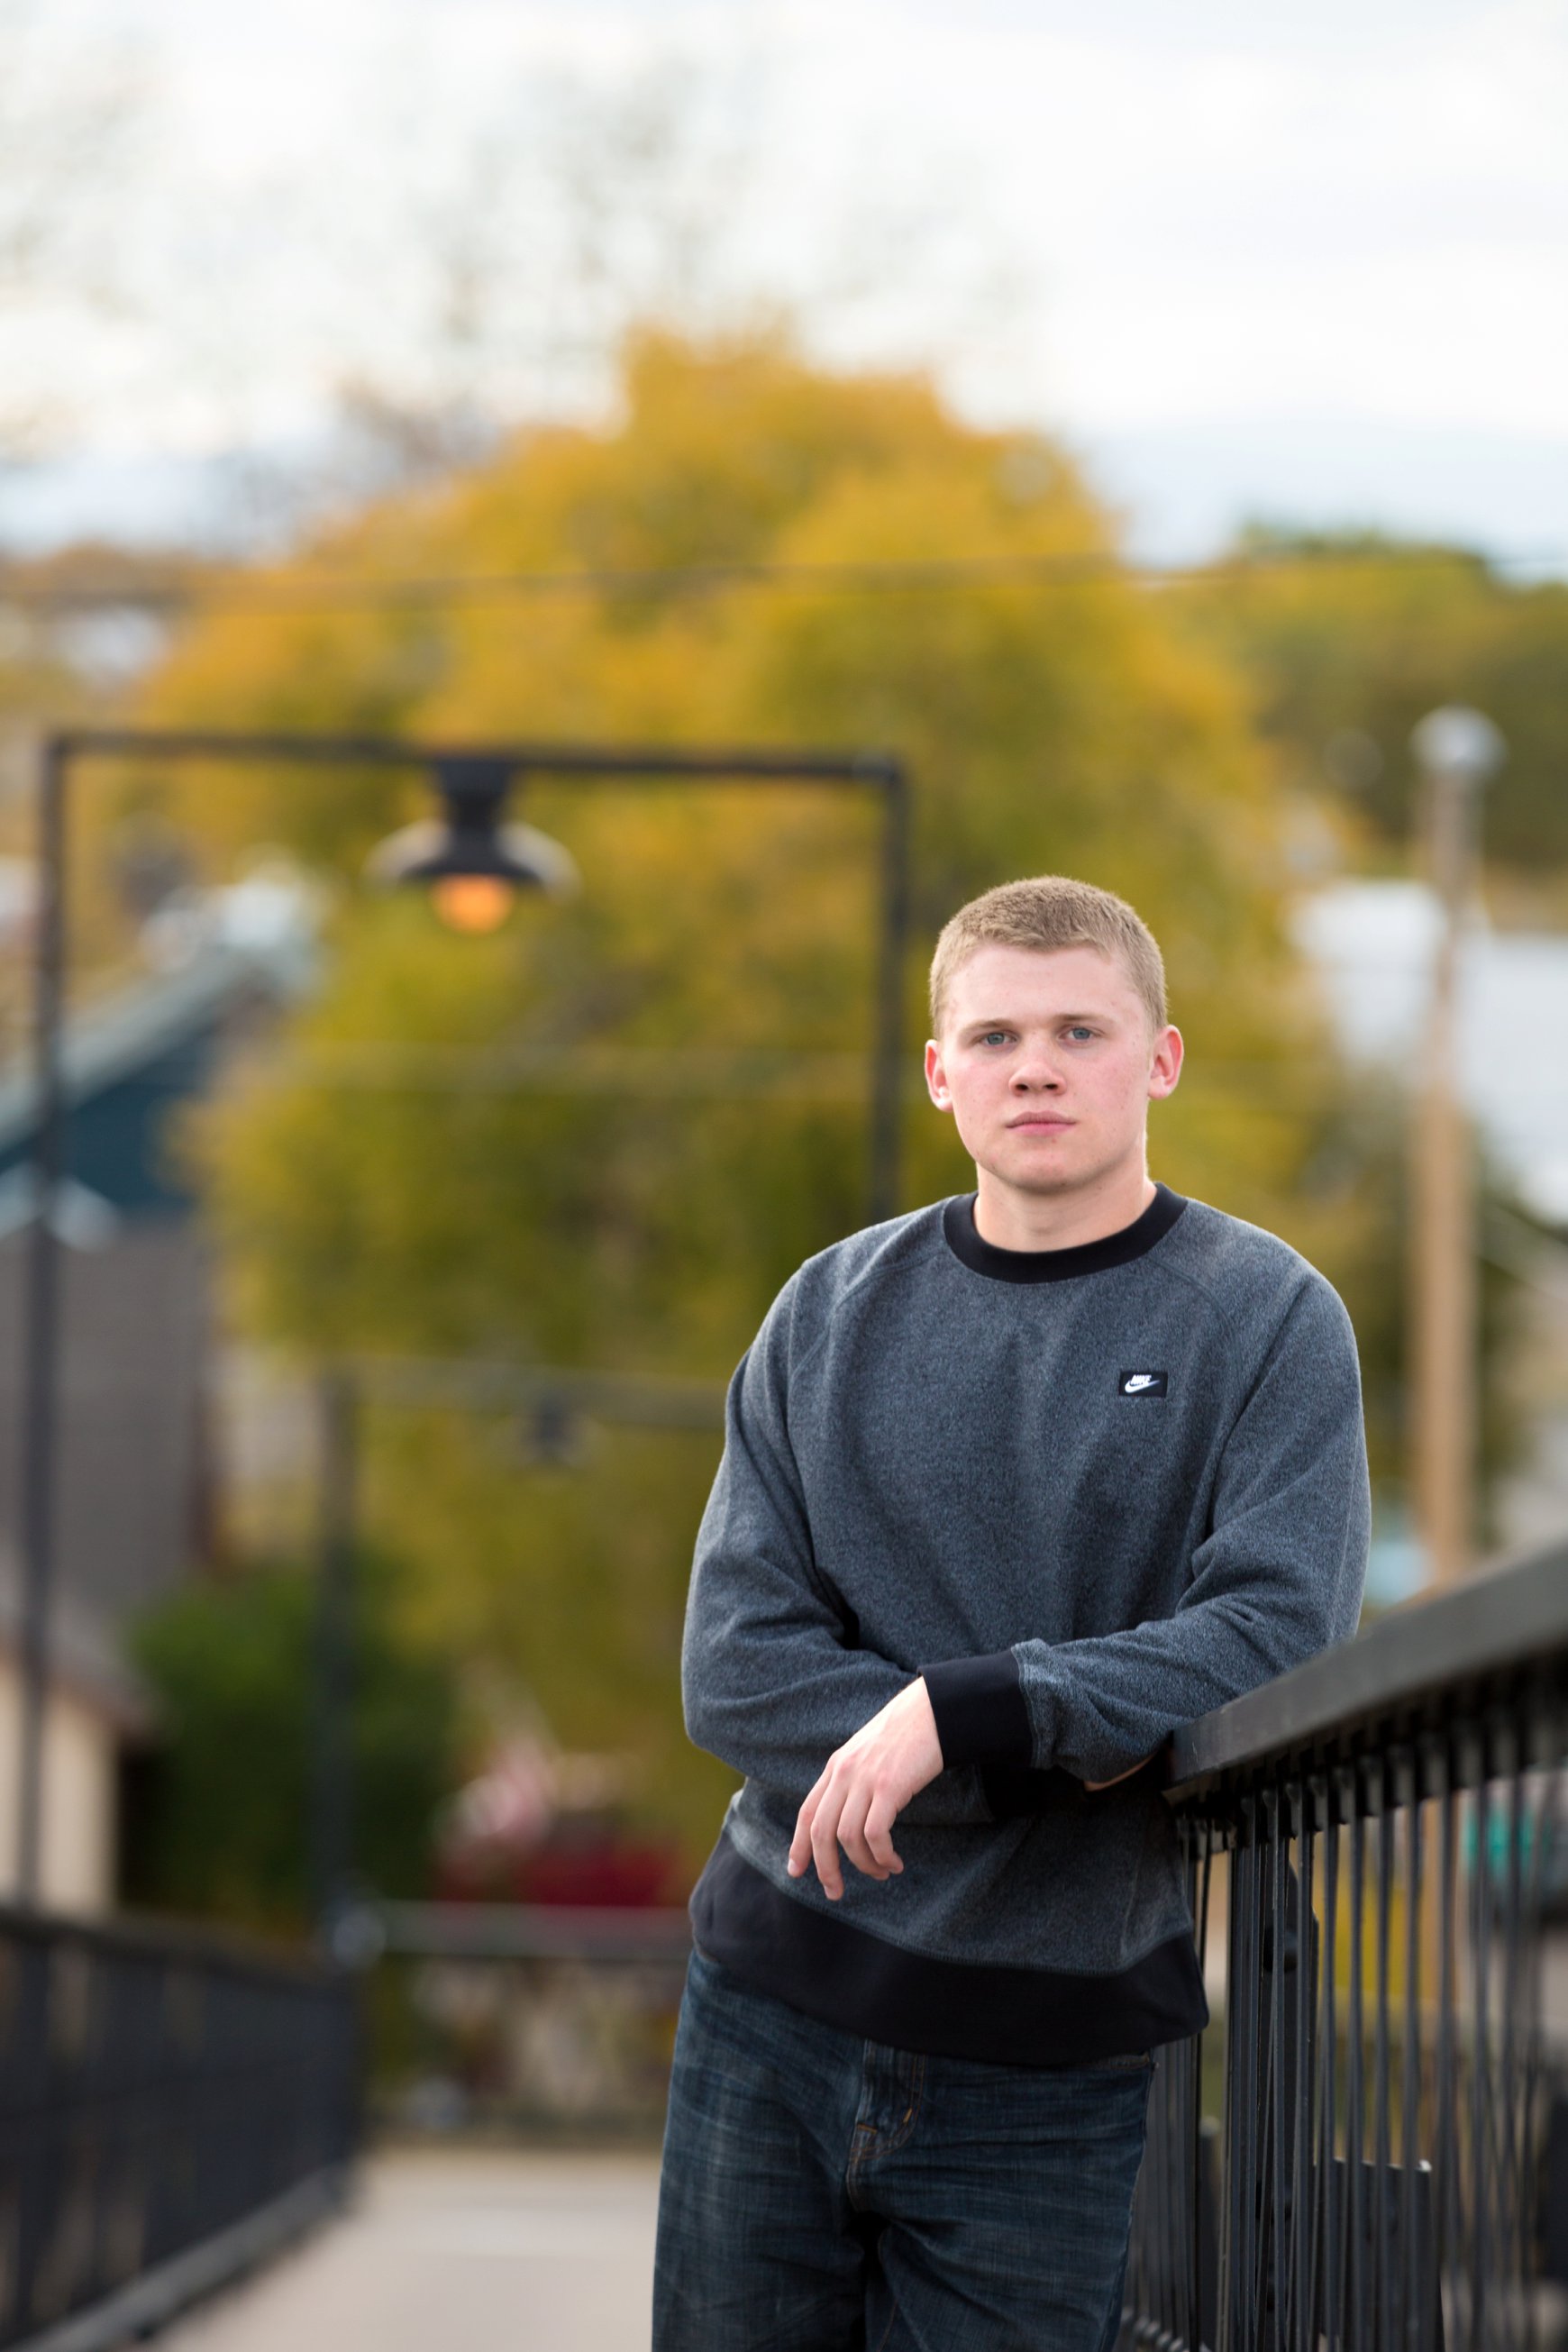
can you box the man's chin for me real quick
[973,1139,1144,1201]
[976,1156,1090,1199]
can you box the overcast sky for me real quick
[5,0,1567,560]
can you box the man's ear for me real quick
[925,1039,953,1111]
[1147,1025,1183,1101]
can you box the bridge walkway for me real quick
[157,2148,660,2352]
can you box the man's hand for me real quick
[788,1678,944,1901]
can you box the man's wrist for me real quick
[920,1650,1033,1771]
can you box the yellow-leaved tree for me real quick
[138,333,1393,1862]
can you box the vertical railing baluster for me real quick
[1307,1774,1334,2352]
[1194,1829,1215,2352]
[1435,1739,1460,2352]
[1471,1748,1492,2352]
[1266,1786,1288,2352]
[1347,1778,1368,2352]
[1321,1777,1345,2352]
[1398,1751,1422,2352]
[1235,1797,1261,2352]
[1218,1820,1243,2352]
[1290,1781,1314,2352]
[1246,1810,1265,2352]
[1518,1733,1561,2352]
[1495,1728,1524,2352]
[1176,1836,1192,2352]
[1467,1756,1479,2352]
[1235,1802,1256,2352]
[1374,1757,1395,2352]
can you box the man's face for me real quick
[924,942,1182,1199]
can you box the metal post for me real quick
[15,735,68,1905]
[869,761,911,1225]
[1408,707,1503,1591]
[311,1368,358,1945]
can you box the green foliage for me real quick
[1187,529,1568,872]
[123,1552,460,1933]
[136,333,1421,1865]
[367,1410,740,1858]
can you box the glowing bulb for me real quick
[431,874,515,934]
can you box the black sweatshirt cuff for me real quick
[921,1649,1033,1771]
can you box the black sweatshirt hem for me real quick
[690,1835,1208,2065]
[923,1649,1033,1769]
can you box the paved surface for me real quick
[159,2150,661,2352]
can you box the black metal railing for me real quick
[0,1905,356,2348]
[1125,1538,1568,2352]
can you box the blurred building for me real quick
[0,875,315,1909]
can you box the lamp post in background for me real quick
[14,738,67,1905]
[14,727,910,1921]
[310,1368,359,1946]
[1408,705,1505,1591]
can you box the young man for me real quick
[654,876,1369,2352]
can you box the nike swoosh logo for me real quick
[1123,1374,1157,1392]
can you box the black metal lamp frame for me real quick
[14,727,912,1913]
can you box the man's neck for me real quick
[972,1164,1157,1253]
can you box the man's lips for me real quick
[1007,1114,1074,1131]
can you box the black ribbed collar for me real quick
[942,1182,1188,1284]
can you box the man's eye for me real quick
[1066,1026,1096,1043]
[979,1031,1010,1045]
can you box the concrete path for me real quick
[158,2150,660,2352]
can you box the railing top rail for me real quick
[0,1900,342,1985]
[1164,1536,1568,1802]
[377,1899,693,1963]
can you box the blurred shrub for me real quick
[121,1550,460,1935]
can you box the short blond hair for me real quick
[929,875,1167,1035]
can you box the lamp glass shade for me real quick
[364,817,579,899]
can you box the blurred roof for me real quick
[0,877,316,1227]
[1294,881,1568,1225]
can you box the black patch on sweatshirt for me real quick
[692,1837,1208,2066]
[1117,1369,1169,1398]
[923,1649,1032,1770]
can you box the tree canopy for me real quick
[1187,527,1568,880]
[135,333,1407,1866]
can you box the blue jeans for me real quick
[654,1948,1153,2352]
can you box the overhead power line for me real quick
[3,538,1563,621]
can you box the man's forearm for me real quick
[684,1617,997,1823]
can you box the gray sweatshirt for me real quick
[683,1185,1370,2064]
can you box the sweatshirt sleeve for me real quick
[925,1272,1371,1784]
[682,1282,993,1822]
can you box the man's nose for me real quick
[1010,1055,1062,1091]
